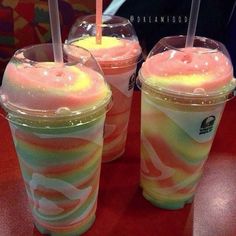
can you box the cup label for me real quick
[145,97,225,143]
[105,69,136,97]
[199,116,216,135]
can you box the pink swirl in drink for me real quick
[141,47,232,93]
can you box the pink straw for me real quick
[96,0,103,44]
[48,0,63,62]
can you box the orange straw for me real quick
[96,0,103,44]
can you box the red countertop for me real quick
[0,91,236,236]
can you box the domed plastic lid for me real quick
[0,44,112,122]
[67,14,142,69]
[139,36,236,105]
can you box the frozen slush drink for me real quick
[68,15,141,162]
[0,44,111,235]
[139,36,235,209]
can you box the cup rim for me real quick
[137,74,236,106]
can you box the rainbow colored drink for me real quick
[138,36,235,209]
[0,44,111,235]
[68,15,141,162]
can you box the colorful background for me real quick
[0,0,111,83]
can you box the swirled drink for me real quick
[138,36,235,209]
[0,44,111,235]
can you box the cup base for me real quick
[142,191,193,210]
[34,215,96,236]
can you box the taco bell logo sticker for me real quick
[128,73,136,90]
[199,116,216,135]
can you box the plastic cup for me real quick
[67,15,141,162]
[138,36,236,210]
[0,44,111,235]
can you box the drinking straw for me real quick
[96,0,103,44]
[103,0,126,15]
[185,0,201,47]
[48,0,63,62]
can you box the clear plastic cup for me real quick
[67,15,142,162]
[0,44,112,235]
[138,36,236,210]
